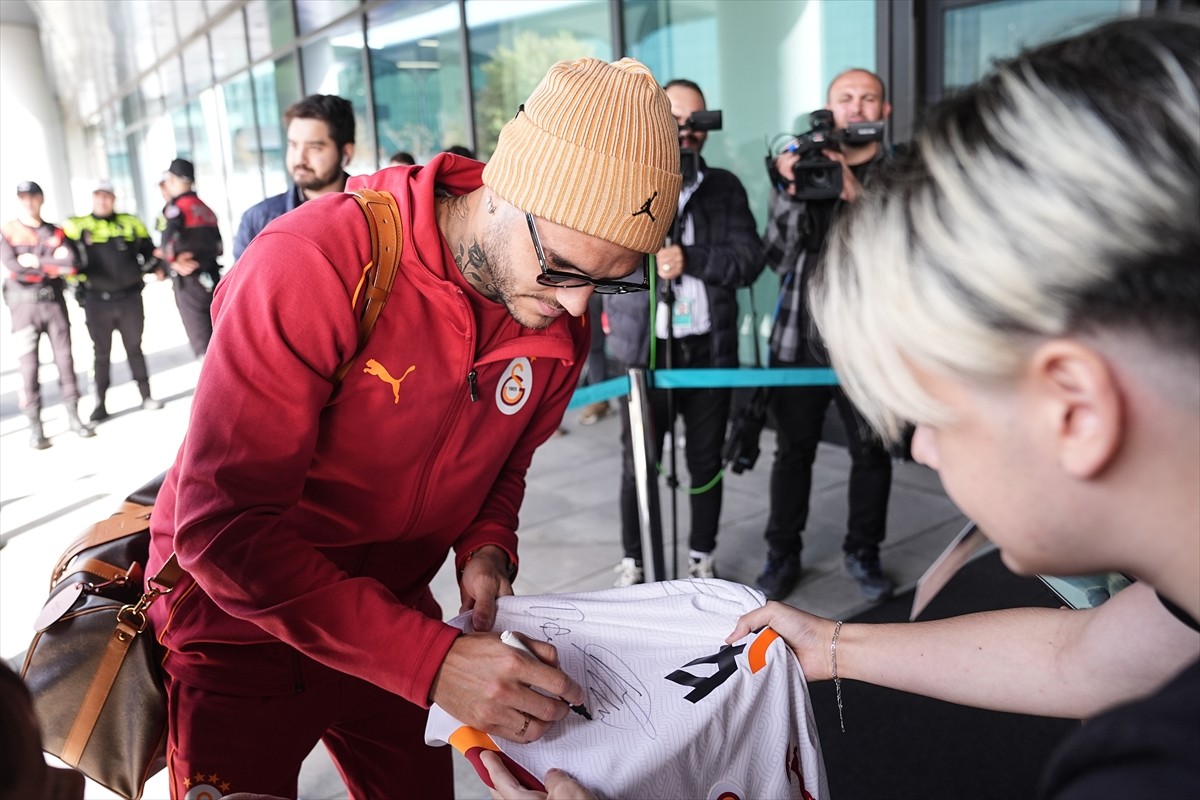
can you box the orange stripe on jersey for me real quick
[446,725,498,755]
[748,626,780,674]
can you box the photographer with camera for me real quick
[756,68,896,603]
[605,79,764,587]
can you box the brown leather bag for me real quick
[20,476,172,799]
[19,189,402,799]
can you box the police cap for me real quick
[167,159,195,181]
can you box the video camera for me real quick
[766,109,884,201]
[721,387,769,474]
[679,109,722,185]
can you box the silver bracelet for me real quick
[831,620,845,732]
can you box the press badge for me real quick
[672,297,694,327]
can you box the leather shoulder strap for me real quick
[50,502,154,589]
[334,189,402,384]
[67,196,402,593]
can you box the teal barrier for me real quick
[566,367,839,410]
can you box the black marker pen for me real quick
[500,630,592,720]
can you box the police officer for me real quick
[64,180,165,422]
[1,181,94,448]
[160,159,222,358]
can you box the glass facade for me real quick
[367,1,469,164]
[942,0,1138,90]
[300,18,376,174]
[34,0,1140,364]
[467,0,613,160]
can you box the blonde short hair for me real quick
[811,16,1200,443]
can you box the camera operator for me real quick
[756,68,896,603]
[605,79,764,586]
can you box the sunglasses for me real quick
[526,213,652,295]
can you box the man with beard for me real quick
[755,68,897,604]
[144,57,681,799]
[488,16,1200,800]
[232,94,356,261]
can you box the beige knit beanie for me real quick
[483,57,681,254]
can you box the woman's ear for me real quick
[1029,340,1123,479]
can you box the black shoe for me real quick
[141,397,164,411]
[844,550,895,602]
[756,549,801,601]
[89,404,109,423]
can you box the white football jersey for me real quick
[425,579,828,800]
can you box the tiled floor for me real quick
[0,285,968,799]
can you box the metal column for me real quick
[627,368,666,582]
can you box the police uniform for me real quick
[1,182,93,447]
[63,205,163,419]
[160,173,222,358]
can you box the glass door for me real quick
[924,0,1140,103]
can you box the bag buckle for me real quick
[117,578,172,635]
[116,604,148,634]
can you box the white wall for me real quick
[0,21,78,223]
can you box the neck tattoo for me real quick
[454,239,501,302]
[439,193,469,220]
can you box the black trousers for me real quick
[85,291,150,401]
[173,273,214,358]
[618,334,732,560]
[9,299,82,413]
[763,357,892,557]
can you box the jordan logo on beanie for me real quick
[482,57,681,255]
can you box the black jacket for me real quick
[764,157,880,365]
[161,191,223,276]
[63,212,160,294]
[604,161,764,369]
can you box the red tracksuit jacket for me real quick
[147,154,588,707]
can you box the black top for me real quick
[1039,657,1200,799]
[1041,593,1199,799]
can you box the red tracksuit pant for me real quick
[164,670,454,799]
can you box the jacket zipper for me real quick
[401,289,474,533]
